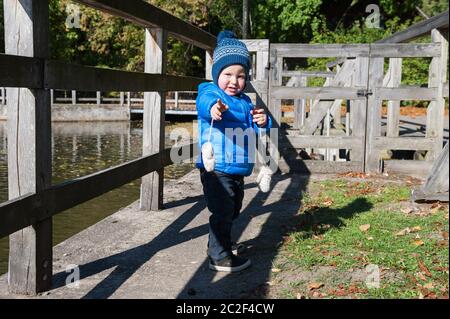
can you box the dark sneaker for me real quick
[206,242,246,256]
[209,254,251,272]
[232,242,246,255]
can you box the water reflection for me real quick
[0,120,197,275]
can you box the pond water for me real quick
[0,120,198,275]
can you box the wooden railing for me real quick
[0,0,214,295]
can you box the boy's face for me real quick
[218,65,246,96]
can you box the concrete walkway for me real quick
[0,169,311,299]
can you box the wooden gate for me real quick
[268,41,447,174]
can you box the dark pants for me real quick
[200,168,244,262]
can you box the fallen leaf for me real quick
[413,240,425,246]
[418,260,432,277]
[395,227,410,236]
[367,236,374,240]
[359,224,371,232]
[442,232,448,239]
[411,226,422,233]
[308,282,324,290]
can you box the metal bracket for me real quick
[357,89,373,97]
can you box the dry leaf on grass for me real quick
[411,226,422,233]
[418,260,432,277]
[308,282,324,290]
[395,227,411,236]
[359,224,371,232]
[413,240,425,246]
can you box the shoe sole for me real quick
[209,259,251,273]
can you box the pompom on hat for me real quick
[212,30,251,85]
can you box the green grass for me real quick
[277,179,449,299]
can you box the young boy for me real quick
[196,30,272,272]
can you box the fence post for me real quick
[1,87,5,104]
[140,27,167,211]
[351,57,369,171]
[426,29,448,161]
[294,76,306,130]
[268,48,282,167]
[71,90,76,105]
[120,92,125,106]
[96,91,101,105]
[365,55,384,173]
[4,0,52,294]
[205,50,213,80]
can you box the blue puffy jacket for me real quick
[196,82,272,176]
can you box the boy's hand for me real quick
[250,107,267,126]
[210,99,229,121]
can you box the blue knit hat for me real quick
[212,30,251,85]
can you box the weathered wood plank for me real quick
[293,76,307,130]
[5,0,52,295]
[383,160,433,178]
[205,50,213,80]
[74,0,215,50]
[373,137,436,151]
[140,28,167,211]
[271,44,370,58]
[271,86,365,100]
[365,57,384,172]
[241,39,269,53]
[426,30,448,161]
[412,142,449,201]
[45,60,206,92]
[299,60,356,135]
[443,82,449,97]
[349,57,369,164]
[370,43,441,57]
[384,58,402,137]
[0,54,43,88]
[377,87,437,100]
[243,81,268,94]
[285,135,362,149]
[282,70,336,78]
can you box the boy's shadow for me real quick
[175,174,372,298]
